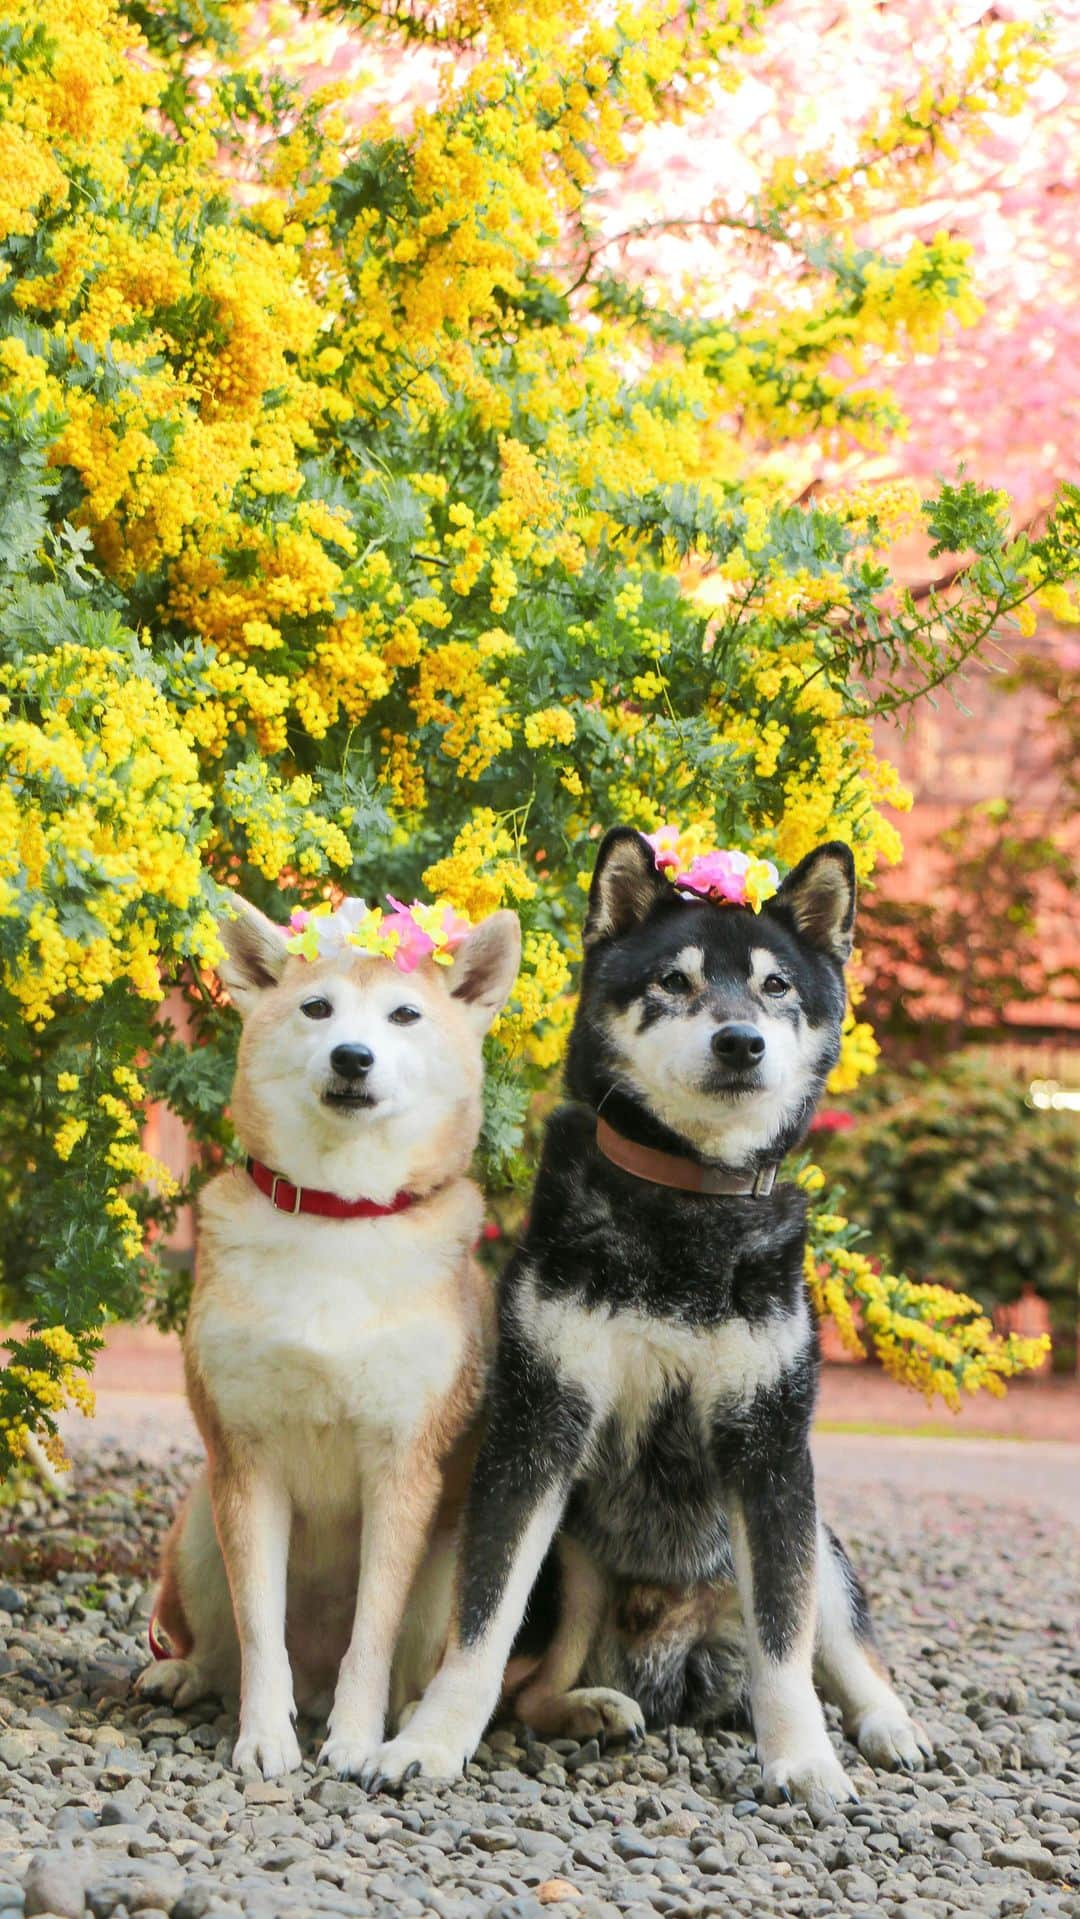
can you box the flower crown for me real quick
[284,895,472,973]
[644,825,780,911]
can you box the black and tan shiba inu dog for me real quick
[364,829,929,1803]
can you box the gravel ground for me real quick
[1,1442,1078,1919]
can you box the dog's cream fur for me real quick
[136,897,520,1780]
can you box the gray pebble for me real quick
[6,1444,1079,1919]
[1023,1728,1062,1772]
[50,1809,95,1836]
[986,1841,1059,1879]
[611,1830,657,1861]
[22,1852,85,1919]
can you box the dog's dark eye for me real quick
[660,969,691,995]
[300,996,333,1020]
[389,1005,421,1026]
[762,974,790,997]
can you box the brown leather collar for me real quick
[596,1117,777,1197]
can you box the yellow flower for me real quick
[524,707,576,749]
[744,858,780,911]
[796,1163,827,1194]
[54,1117,88,1161]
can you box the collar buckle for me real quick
[270,1172,303,1215]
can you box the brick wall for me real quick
[870,619,1078,1035]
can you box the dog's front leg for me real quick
[319,1444,443,1777]
[211,1455,299,1778]
[728,1450,857,1806]
[358,1331,594,1789]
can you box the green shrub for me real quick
[821,1056,1078,1365]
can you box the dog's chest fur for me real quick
[191,1168,481,1455]
[517,1275,810,1437]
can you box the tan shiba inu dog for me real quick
[136,896,520,1780]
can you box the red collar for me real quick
[246,1156,416,1221]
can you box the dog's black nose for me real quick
[330,1043,375,1080]
[711,1022,765,1068]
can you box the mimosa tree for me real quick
[1,0,1075,1464]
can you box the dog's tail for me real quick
[618,1635,751,1731]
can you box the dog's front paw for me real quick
[853,1702,933,1773]
[358,1730,470,1792]
[762,1745,857,1806]
[318,1728,381,1779]
[521,1685,645,1747]
[233,1716,302,1780]
[135,1657,216,1709]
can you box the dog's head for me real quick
[567,827,855,1169]
[215,901,521,1200]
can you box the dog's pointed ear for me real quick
[216,898,290,1014]
[583,827,670,949]
[450,909,521,1032]
[770,842,856,963]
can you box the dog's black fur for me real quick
[464,831,851,1693]
[365,828,927,1799]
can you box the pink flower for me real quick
[644,824,683,874]
[438,904,472,950]
[680,848,752,904]
[383,895,436,972]
[288,908,310,932]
